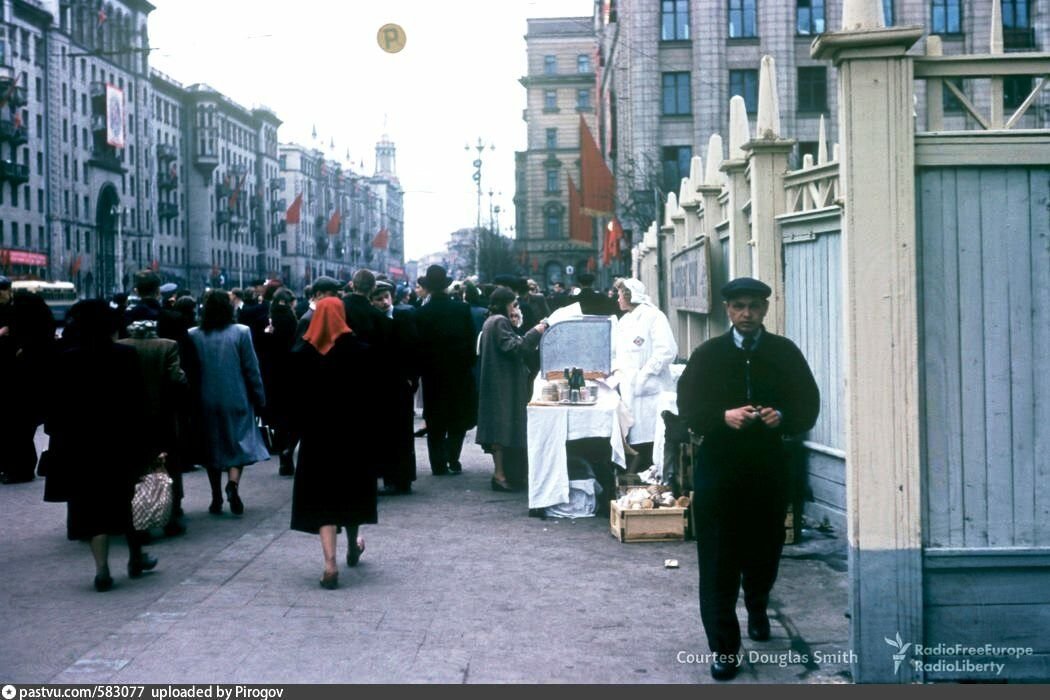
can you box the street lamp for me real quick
[465,138,494,277]
[110,204,125,294]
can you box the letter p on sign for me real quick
[377,24,406,53]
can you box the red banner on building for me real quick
[0,249,48,266]
[579,115,614,217]
[285,193,303,224]
[567,175,592,245]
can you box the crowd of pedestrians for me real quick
[0,266,627,592]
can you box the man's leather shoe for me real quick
[128,552,158,578]
[710,659,740,681]
[748,612,771,642]
[448,462,462,474]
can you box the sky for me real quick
[147,0,594,261]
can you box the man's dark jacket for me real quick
[415,293,477,430]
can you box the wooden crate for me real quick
[609,501,687,542]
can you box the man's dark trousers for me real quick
[426,420,466,474]
[693,456,788,655]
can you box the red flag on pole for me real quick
[326,209,341,235]
[97,9,107,27]
[70,254,82,275]
[285,193,303,224]
[229,174,246,210]
[579,115,615,217]
[371,228,390,249]
[567,175,592,245]
[602,217,623,266]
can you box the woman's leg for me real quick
[207,467,223,513]
[320,525,338,575]
[90,535,112,591]
[491,445,507,483]
[225,466,244,515]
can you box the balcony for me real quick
[89,81,107,101]
[274,221,286,235]
[228,163,247,177]
[88,146,125,174]
[215,183,232,199]
[157,171,177,190]
[91,113,107,134]
[5,86,27,107]
[157,143,178,162]
[158,202,178,219]
[0,160,30,184]
[0,119,28,145]
[269,177,285,191]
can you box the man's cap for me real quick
[577,272,596,286]
[312,276,342,294]
[370,280,395,298]
[0,274,11,290]
[721,277,772,300]
[159,282,178,295]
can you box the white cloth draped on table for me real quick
[527,386,628,510]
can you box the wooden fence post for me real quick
[812,0,925,683]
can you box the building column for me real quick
[812,4,925,683]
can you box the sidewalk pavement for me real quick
[0,424,850,684]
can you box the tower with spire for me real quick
[374,132,397,180]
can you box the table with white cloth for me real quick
[526,386,628,510]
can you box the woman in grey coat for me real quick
[188,290,269,515]
[475,287,547,491]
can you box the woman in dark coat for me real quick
[475,287,547,491]
[290,297,379,589]
[46,300,155,591]
[259,287,299,475]
[188,290,269,516]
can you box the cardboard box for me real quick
[609,501,687,543]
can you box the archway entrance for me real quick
[94,185,120,297]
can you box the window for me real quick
[661,0,689,40]
[544,210,562,239]
[1003,0,1034,49]
[729,69,759,113]
[931,0,961,34]
[942,77,965,112]
[577,89,591,110]
[577,54,591,73]
[661,72,691,115]
[661,146,692,196]
[1004,76,1033,109]
[544,55,557,75]
[797,67,828,112]
[729,0,757,38]
[883,0,894,25]
[797,0,825,35]
[544,90,557,111]
[546,128,558,150]
[546,168,559,193]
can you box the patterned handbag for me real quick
[132,456,173,531]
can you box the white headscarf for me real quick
[620,278,651,306]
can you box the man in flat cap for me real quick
[676,277,820,682]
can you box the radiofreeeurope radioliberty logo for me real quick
[885,632,912,674]
[884,632,1034,676]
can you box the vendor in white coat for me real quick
[611,278,677,470]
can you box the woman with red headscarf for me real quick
[290,297,379,589]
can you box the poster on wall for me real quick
[669,241,711,314]
[105,84,125,148]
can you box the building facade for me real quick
[597,0,1048,248]
[515,16,600,289]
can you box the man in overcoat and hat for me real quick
[676,277,820,682]
[415,265,477,476]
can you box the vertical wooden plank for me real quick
[1030,169,1050,546]
[1007,169,1035,546]
[940,170,966,547]
[818,235,832,449]
[920,169,950,547]
[956,169,988,548]
[980,168,1015,547]
[830,230,843,450]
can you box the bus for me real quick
[11,280,78,325]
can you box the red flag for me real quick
[371,228,390,249]
[579,115,615,217]
[587,256,596,272]
[326,209,341,236]
[229,174,246,210]
[0,73,21,109]
[70,254,82,275]
[567,175,592,245]
[97,9,107,27]
[531,258,540,273]
[285,193,303,224]
[13,112,22,129]
[151,259,159,272]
